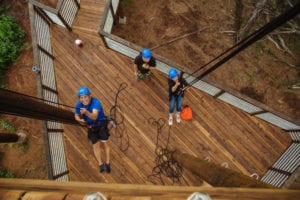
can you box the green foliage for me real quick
[14,142,29,153]
[120,0,133,7]
[0,119,16,133]
[0,14,25,85]
[0,5,11,14]
[0,167,16,178]
[0,14,25,67]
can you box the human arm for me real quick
[79,108,99,121]
[171,80,181,92]
[75,114,87,125]
[133,63,138,75]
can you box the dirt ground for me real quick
[0,0,47,179]
[113,0,300,120]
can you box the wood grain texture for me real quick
[50,0,291,186]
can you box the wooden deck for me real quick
[51,0,291,186]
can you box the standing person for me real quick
[74,87,115,173]
[133,48,156,80]
[168,68,188,126]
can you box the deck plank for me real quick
[50,0,291,186]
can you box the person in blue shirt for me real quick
[133,48,156,80]
[75,87,115,173]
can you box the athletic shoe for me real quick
[168,115,173,126]
[109,118,117,128]
[106,163,111,173]
[176,113,181,123]
[99,164,105,173]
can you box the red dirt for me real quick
[0,0,46,179]
[113,0,300,120]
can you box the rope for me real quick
[181,2,300,92]
[109,82,129,152]
[147,117,183,185]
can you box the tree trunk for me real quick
[237,0,268,41]
[171,148,274,188]
[0,133,26,143]
[0,89,78,125]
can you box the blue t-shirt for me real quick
[75,97,105,125]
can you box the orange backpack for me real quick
[181,105,192,120]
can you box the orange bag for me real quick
[181,105,192,120]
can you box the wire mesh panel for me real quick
[288,131,300,142]
[43,9,66,28]
[34,12,52,53]
[111,0,119,14]
[47,121,62,130]
[272,143,300,173]
[256,113,300,130]
[39,50,57,91]
[43,89,58,107]
[48,131,69,181]
[218,92,263,114]
[103,7,114,33]
[104,37,139,58]
[185,76,222,96]
[59,0,79,28]
[261,169,289,187]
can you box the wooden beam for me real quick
[171,148,275,188]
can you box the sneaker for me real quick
[176,113,181,123]
[99,164,105,173]
[136,73,144,80]
[108,118,117,128]
[106,163,111,173]
[145,71,151,79]
[168,115,173,126]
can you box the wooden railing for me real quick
[1,178,299,200]
[98,0,300,188]
[28,0,80,181]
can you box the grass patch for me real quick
[14,142,29,153]
[0,167,16,178]
[0,119,16,133]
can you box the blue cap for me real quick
[78,87,91,96]
[141,48,152,59]
[168,68,178,79]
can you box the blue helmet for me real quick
[141,48,152,59]
[78,87,91,96]
[168,68,178,79]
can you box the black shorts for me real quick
[88,125,110,144]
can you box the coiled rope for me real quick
[109,82,129,152]
[147,118,183,185]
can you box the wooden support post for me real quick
[171,148,275,188]
[0,89,78,125]
[0,133,19,143]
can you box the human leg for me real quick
[169,96,176,125]
[102,141,111,173]
[176,96,183,123]
[92,142,105,172]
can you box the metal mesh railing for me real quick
[98,0,300,188]
[29,0,80,181]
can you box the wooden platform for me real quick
[51,0,291,186]
[0,178,299,200]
